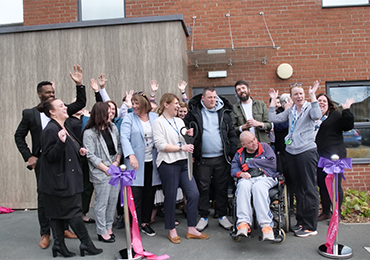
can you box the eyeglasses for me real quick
[290,83,302,87]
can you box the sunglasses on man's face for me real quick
[290,83,302,87]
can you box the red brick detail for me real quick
[342,165,370,191]
[23,0,77,26]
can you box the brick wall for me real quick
[23,0,77,26]
[20,0,370,190]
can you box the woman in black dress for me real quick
[38,98,102,257]
[315,93,354,220]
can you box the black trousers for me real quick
[285,149,319,231]
[317,167,343,215]
[81,157,94,215]
[131,162,157,225]
[158,160,199,229]
[194,156,230,218]
[35,161,50,236]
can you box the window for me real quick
[326,80,370,163]
[0,0,23,25]
[79,0,125,21]
[192,86,238,105]
[322,0,370,8]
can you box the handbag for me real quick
[248,167,265,178]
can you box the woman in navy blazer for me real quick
[38,98,102,257]
[120,92,161,236]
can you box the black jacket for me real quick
[184,94,238,164]
[14,85,86,163]
[39,120,83,197]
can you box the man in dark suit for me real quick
[14,64,87,249]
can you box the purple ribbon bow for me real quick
[107,165,136,207]
[317,157,352,180]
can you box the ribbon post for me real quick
[317,155,353,259]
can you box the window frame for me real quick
[322,0,370,8]
[77,0,125,22]
[326,80,370,164]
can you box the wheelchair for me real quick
[229,174,290,243]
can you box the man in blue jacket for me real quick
[231,131,278,241]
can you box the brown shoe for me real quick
[318,213,331,221]
[64,230,77,239]
[168,234,181,244]
[39,234,50,249]
[186,232,209,240]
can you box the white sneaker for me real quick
[196,218,208,231]
[236,222,250,237]
[262,225,274,241]
[219,216,232,230]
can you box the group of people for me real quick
[15,66,355,257]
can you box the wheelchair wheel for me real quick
[230,226,241,242]
[231,234,241,242]
[274,229,286,244]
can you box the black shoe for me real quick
[115,215,125,229]
[292,224,302,233]
[110,233,115,239]
[83,218,96,224]
[97,234,115,243]
[52,243,76,258]
[80,243,103,256]
[141,224,156,237]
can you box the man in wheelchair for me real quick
[231,131,279,241]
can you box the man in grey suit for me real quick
[14,64,86,249]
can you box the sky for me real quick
[0,0,23,25]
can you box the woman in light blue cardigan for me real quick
[120,92,161,236]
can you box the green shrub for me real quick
[341,189,370,219]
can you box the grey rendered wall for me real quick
[1,20,188,208]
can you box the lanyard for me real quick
[162,114,180,136]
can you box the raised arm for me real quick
[149,80,158,102]
[67,64,86,116]
[178,80,189,103]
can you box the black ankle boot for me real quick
[50,219,76,258]
[52,242,76,258]
[80,241,103,256]
[68,216,103,257]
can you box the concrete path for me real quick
[0,209,369,260]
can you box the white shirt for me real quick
[241,101,255,135]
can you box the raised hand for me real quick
[51,81,55,91]
[268,88,279,100]
[69,64,83,85]
[58,129,67,142]
[123,89,134,108]
[90,78,99,92]
[309,80,320,96]
[342,98,354,110]
[178,80,188,92]
[150,80,159,93]
[98,73,108,88]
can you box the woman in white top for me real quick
[120,92,160,236]
[152,93,209,244]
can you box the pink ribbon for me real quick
[126,187,170,260]
[318,157,352,254]
[107,165,136,207]
[0,207,14,214]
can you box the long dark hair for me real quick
[84,102,111,134]
[316,93,337,115]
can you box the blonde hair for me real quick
[157,93,179,116]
